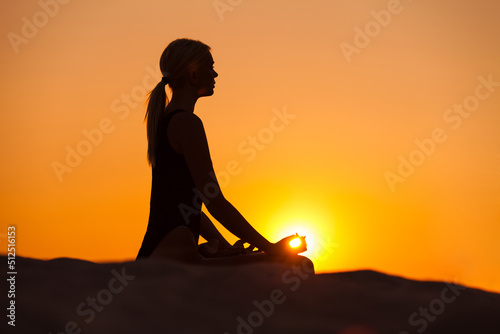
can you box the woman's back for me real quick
[136,109,201,259]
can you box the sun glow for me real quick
[289,237,302,248]
[281,226,315,254]
[264,197,336,260]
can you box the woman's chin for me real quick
[198,87,215,97]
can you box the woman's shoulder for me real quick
[167,110,205,142]
[169,110,203,127]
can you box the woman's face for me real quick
[195,52,218,97]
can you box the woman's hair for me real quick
[144,38,211,167]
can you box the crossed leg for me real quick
[148,226,314,272]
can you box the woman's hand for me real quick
[264,234,307,256]
[198,239,221,258]
[199,239,257,258]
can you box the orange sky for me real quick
[1,0,499,293]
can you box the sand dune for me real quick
[6,256,500,333]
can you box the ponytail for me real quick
[144,80,168,167]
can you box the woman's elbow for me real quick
[204,193,228,215]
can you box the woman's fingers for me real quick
[271,234,308,255]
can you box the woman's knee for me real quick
[277,254,315,274]
[149,227,203,263]
[297,255,315,274]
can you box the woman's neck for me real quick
[167,89,198,113]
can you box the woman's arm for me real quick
[199,211,231,248]
[171,112,273,252]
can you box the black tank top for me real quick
[136,109,201,258]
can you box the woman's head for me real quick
[159,39,215,93]
[145,38,216,167]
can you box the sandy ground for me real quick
[5,256,500,334]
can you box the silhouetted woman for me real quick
[136,38,312,268]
